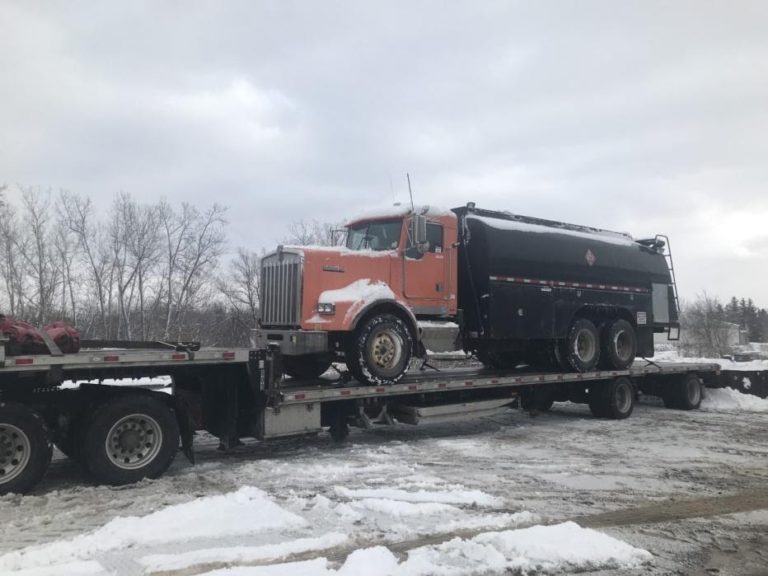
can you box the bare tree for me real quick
[680,293,733,356]
[158,201,227,339]
[60,191,114,337]
[0,188,27,318]
[284,219,345,247]
[19,188,60,325]
[218,248,260,327]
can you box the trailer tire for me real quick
[600,319,637,370]
[348,313,412,385]
[563,318,601,372]
[0,404,52,495]
[663,373,703,411]
[82,395,179,486]
[591,377,635,419]
[283,355,333,380]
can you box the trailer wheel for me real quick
[563,319,600,372]
[0,404,52,495]
[600,319,637,370]
[663,373,703,410]
[82,395,179,486]
[590,377,635,419]
[348,313,412,385]
[283,355,333,380]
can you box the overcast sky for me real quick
[1,1,767,305]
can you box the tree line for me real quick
[680,294,768,356]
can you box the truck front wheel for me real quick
[0,404,52,495]
[81,395,179,486]
[347,313,413,385]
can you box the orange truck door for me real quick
[403,220,450,315]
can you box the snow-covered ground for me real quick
[1,388,767,576]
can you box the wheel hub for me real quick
[575,330,596,362]
[106,414,163,470]
[614,331,631,360]
[0,424,31,483]
[371,331,402,369]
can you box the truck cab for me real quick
[254,206,459,385]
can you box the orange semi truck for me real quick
[254,203,680,385]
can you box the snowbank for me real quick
[140,533,348,573]
[701,387,768,413]
[0,487,305,572]
[652,350,767,372]
[197,522,651,575]
[334,486,501,507]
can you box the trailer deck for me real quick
[273,362,721,405]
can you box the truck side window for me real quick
[427,223,443,254]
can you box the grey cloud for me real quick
[1,1,767,303]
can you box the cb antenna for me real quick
[406,172,415,210]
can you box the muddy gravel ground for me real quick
[0,390,767,575]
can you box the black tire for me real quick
[81,395,179,486]
[347,313,413,385]
[283,355,333,380]
[562,319,601,372]
[590,377,635,419]
[477,348,520,370]
[0,403,53,495]
[663,373,703,410]
[600,319,637,370]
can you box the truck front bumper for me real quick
[251,328,328,355]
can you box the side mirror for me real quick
[412,215,428,253]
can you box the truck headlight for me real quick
[317,302,336,315]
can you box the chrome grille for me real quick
[260,251,303,326]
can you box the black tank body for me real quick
[452,206,677,352]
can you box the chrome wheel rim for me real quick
[616,382,632,413]
[574,330,597,363]
[0,424,32,484]
[105,414,163,470]
[371,330,403,369]
[687,378,701,405]
[614,330,632,361]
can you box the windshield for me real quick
[345,219,403,251]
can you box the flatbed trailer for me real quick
[0,339,719,495]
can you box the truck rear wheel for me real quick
[0,404,52,495]
[283,355,333,380]
[347,313,412,385]
[81,395,179,486]
[589,377,634,419]
[663,373,703,410]
[600,319,637,370]
[563,318,600,372]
